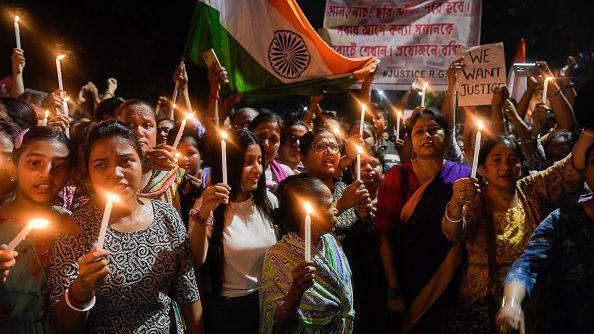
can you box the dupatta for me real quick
[138,166,185,210]
[260,233,354,334]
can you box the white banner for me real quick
[321,0,482,91]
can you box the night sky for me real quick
[1,0,592,112]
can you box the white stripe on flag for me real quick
[208,0,334,83]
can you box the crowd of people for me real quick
[1,41,594,334]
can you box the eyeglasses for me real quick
[311,142,340,154]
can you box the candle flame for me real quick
[44,109,49,117]
[356,145,363,154]
[422,82,429,89]
[28,218,50,229]
[331,126,340,135]
[175,152,181,159]
[105,193,120,203]
[15,16,20,23]
[304,201,313,215]
[56,55,65,60]
[476,120,484,131]
[378,90,385,96]
[220,130,228,140]
[172,103,177,108]
[184,113,196,121]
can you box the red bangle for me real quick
[190,209,214,226]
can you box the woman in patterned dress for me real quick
[442,132,594,333]
[0,127,81,334]
[48,120,202,333]
[260,175,353,334]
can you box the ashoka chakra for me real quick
[268,30,311,79]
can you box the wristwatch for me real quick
[386,288,402,300]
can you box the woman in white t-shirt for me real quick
[188,129,277,334]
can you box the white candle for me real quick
[169,83,180,120]
[172,113,194,148]
[221,131,228,184]
[8,218,50,250]
[542,77,553,104]
[396,111,401,140]
[359,105,366,137]
[304,201,313,261]
[14,16,21,49]
[471,120,483,178]
[356,145,363,181]
[41,109,49,126]
[421,82,428,107]
[96,193,120,249]
[55,55,70,137]
[56,55,65,91]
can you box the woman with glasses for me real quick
[376,109,470,333]
[299,129,372,239]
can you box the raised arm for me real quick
[490,86,508,136]
[187,183,230,266]
[442,58,464,130]
[442,177,481,241]
[9,48,25,98]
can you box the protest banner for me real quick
[456,42,506,106]
[321,0,482,91]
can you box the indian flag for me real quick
[184,0,377,105]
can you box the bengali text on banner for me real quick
[320,0,482,91]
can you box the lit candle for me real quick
[356,145,363,181]
[172,113,195,148]
[14,16,21,49]
[395,111,401,140]
[55,55,70,137]
[55,55,65,92]
[221,130,228,184]
[359,105,366,137]
[41,109,49,126]
[303,201,313,261]
[377,90,385,98]
[8,218,50,250]
[174,152,181,164]
[471,120,483,178]
[331,125,341,140]
[96,193,120,249]
[421,82,428,107]
[542,77,553,104]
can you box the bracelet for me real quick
[189,209,214,226]
[444,202,463,223]
[501,296,521,311]
[65,287,96,312]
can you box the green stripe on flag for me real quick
[183,1,356,106]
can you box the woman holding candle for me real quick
[249,110,293,193]
[0,127,81,334]
[376,109,470,333]
[48,120,202,333]
[188,129,277,333]
[260,175,354,333]
[442,131,594,333]
[116,99,191,210]
[299,128,372,239]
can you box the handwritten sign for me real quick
[321,0,482,91]
[456,42,506,106]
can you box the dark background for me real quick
[1,0,592,113]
